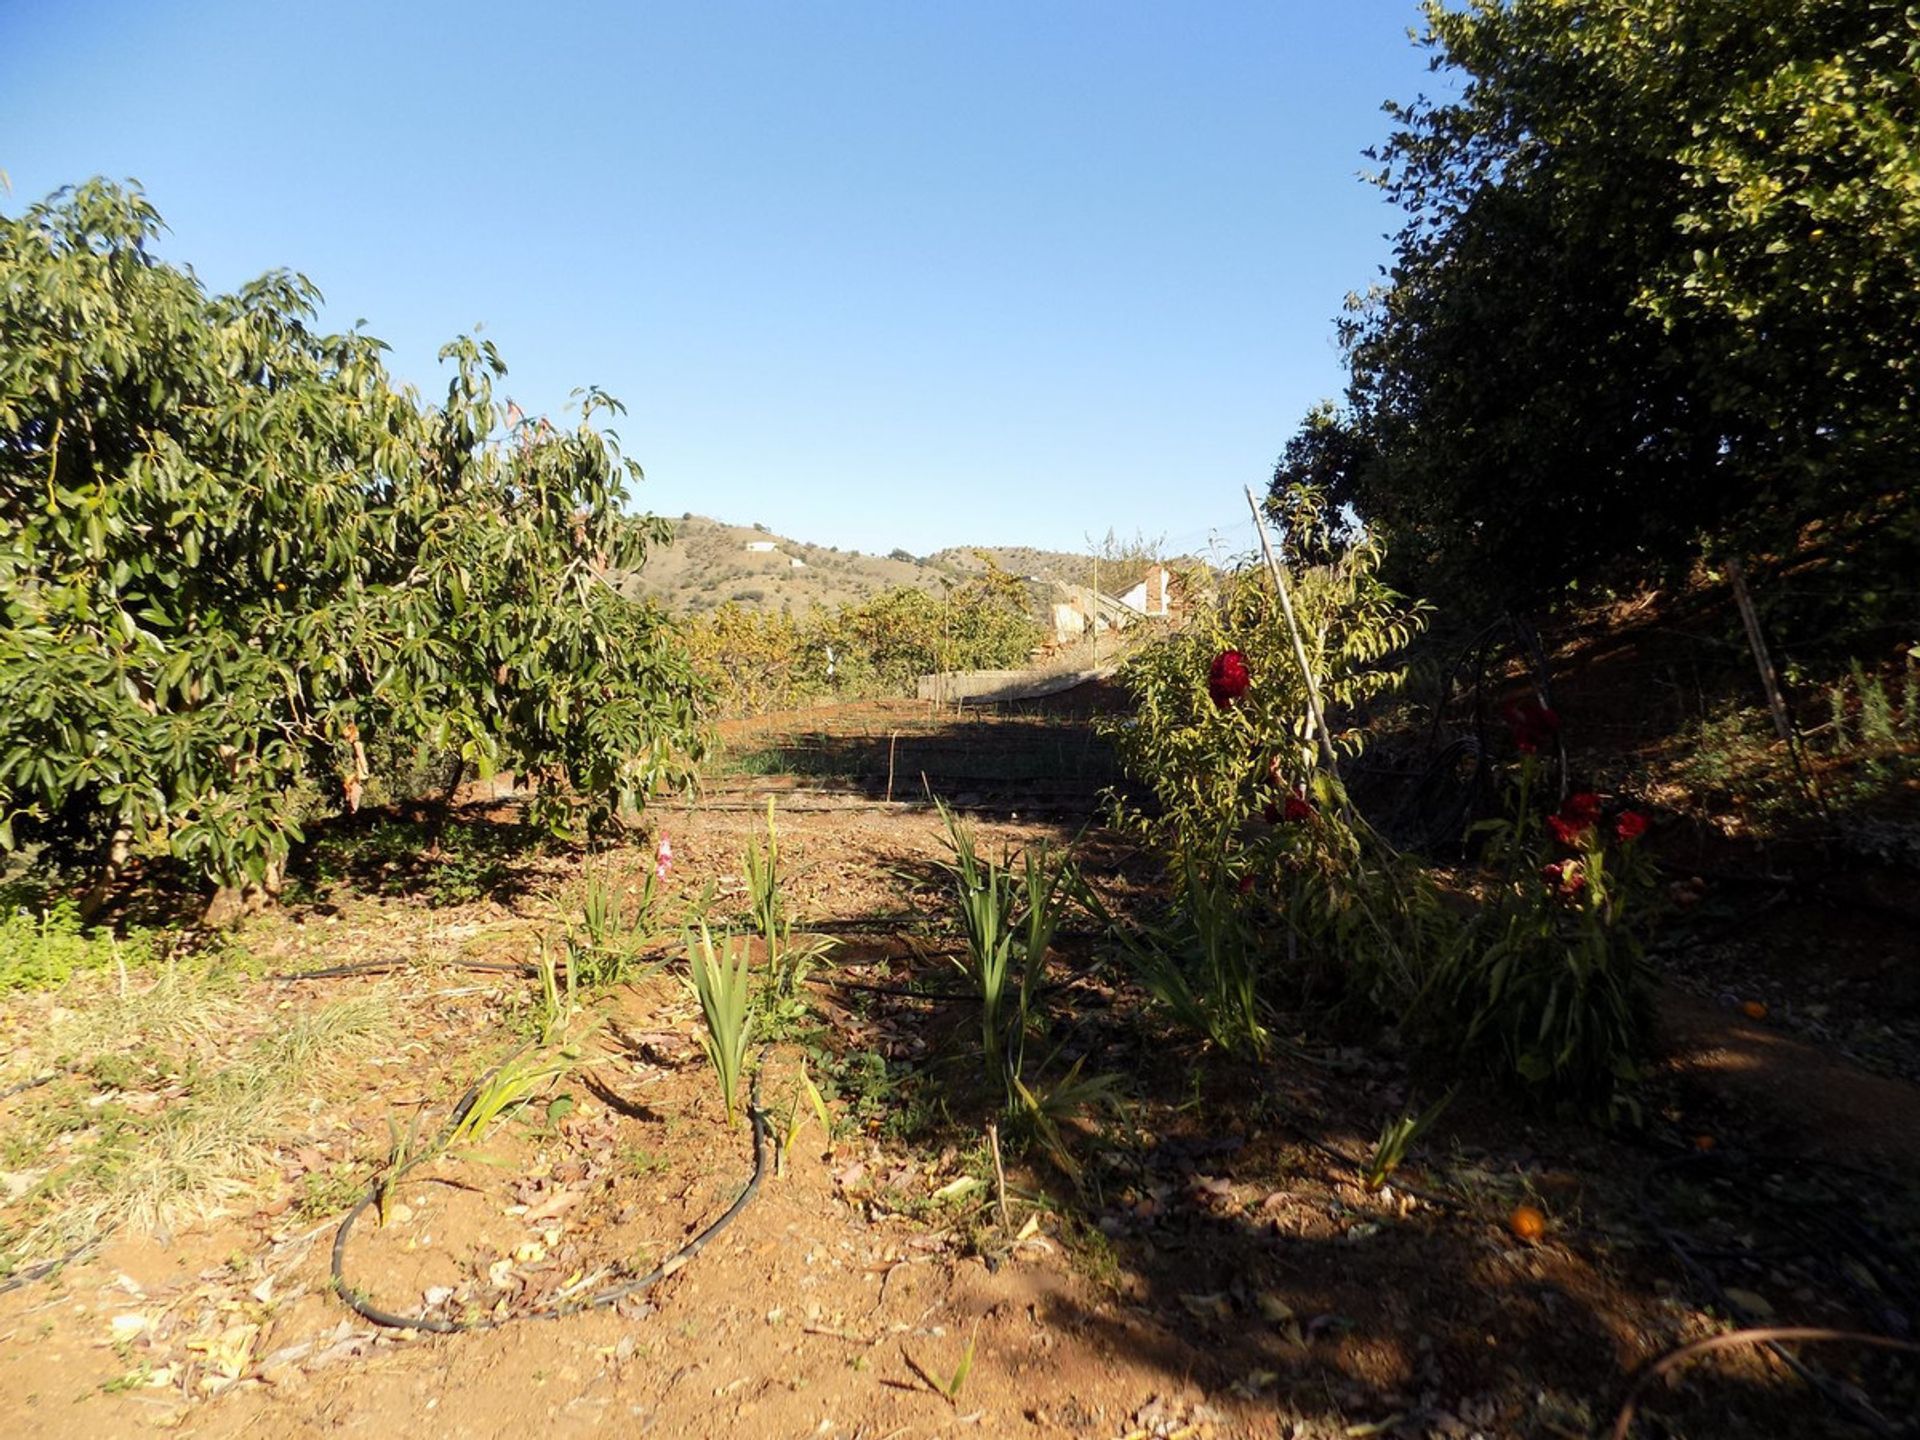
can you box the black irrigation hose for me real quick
[0,1072,59,1102]
[1611,1328,1920,1440]
[0,1242,94,1298]
[273,958,536,982]
[807,959,1106,1005]
[1639,1149,1920,1436]
[331,1062,767,1334]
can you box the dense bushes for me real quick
[0,180,706,908]
[1102,492,1654,1110]
[681,562,1041,715]
[1279,0,1920,611]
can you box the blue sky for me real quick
[1,1,1442,559]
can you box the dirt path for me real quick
[2,772,1916,1436]
[1657,985,1920,1177]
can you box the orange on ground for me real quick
[1741,1000,1768,1021]
[1508,1204,1548,1244]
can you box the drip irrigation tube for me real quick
[1638,1149,1920,1435]
[331,1063,766,1333]
[0,1072,59,1102]
[1611,1328,1920,1440]
[272,958,536,982]
[0,1242,93,1299]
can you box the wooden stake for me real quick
[987,1121,1011,1233]
[1727,556,1827,815]
[1727,557,1793,744]
[885,731,898,803]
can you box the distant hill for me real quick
[620,515,1115,617]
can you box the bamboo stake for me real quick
[1245,487,1341,775]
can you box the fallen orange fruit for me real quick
[1741,1000,1768,1021]
[1508,1204,1548,1244]
[1693,1134,1716,1152]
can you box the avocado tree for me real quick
[0,179,705,916]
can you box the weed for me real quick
[1362,1088,1456,1190]
[295,1163,365,1221]
[906,1325,978,1405]
[1057,1210,1125,1291]
[575,863,660,987]
[619,1143,671,1176]
[0,900,153,992]
[254,993,391,1080]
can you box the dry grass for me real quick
[3,969,395,1264]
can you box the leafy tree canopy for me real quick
[0,179,706,903]
[1275,0,1920,609]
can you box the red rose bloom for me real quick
[1615,810,1649,842]
[1547,812,1595,847]
[1282,790,1315,822]
[1237,874,1256,895]
[1563,791,1602,823]
[1501,697,1562,754]
[1208,650,1250,707]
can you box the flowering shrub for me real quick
[1500,697,1562,756]
[1415,757,1655,1111]
[1104,486,1428,864]
[1101,486,1435,1041]
[1207,650,1251,707]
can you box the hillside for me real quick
[620,515,1111,616]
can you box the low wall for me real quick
[915,666,1115,704]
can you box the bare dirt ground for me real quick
[2,696,1916,1439]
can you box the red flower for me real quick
[1282,790,1315,823]
[1542,860,1586,895]
[1546,792,1601,847]
[1615,810,1649,843]
[1208,650,1250,707]
[1237,874,1256,895]
[1547,812,1595,847]
[1563,791,1602,823]
[1501,697,1562,754]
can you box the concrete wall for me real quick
[916,666,1113,704]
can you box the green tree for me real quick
[1285,0,1920,608]
[0,180,705,914]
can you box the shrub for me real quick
[0,180,707,908]
[1103,485,1426,866]
[1415,770,1656,1112]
